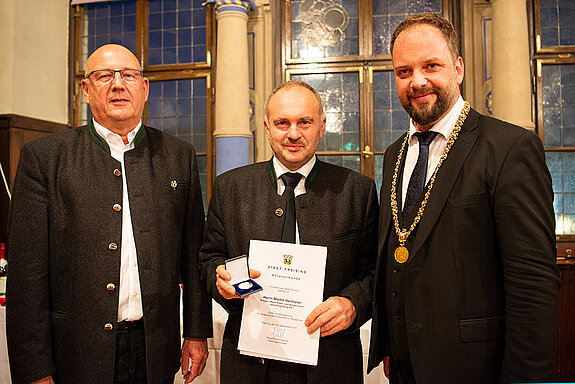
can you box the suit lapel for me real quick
[409,108,481,259]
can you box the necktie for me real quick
[280,172,303,243]
[403,131,439,213]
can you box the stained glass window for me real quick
[291,0,359,59]
[372,0,442,55]
[291,72,360,172]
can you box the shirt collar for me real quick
[93,119,142,146]
[273,155,316,179]
[408,96,465,141]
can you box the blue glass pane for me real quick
[147,78,208,154]
[317,155,360,172]
[542,64,575,148]
[541,6,558,28]
[291,73,360,171]
[375,154,384,199]
[197,155,208,213]
[84,1,137,58]
[373,0,442,55]
[541,0,575,47]
[148,0,207,65]
[373,71,408,150]
[546,151,575,234]
[291,0,359,59]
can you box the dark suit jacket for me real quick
[200,159,378,384]
[368,108,560,383]
[6,123,212,384]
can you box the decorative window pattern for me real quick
[291,0,359,59]
[291,72,361,172]
[372,0,442,55]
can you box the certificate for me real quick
[237,239,327,365]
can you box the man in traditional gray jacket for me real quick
[200,80,379,384]
[7,44,212,384]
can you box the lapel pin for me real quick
[170,180,177,191]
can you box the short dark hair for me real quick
[390,13,459,62]
[264,80,325,126]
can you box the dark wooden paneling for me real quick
[0,114,69,243]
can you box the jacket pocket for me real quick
[51,309,69,319]
[448,192,486,207]
[459,315,504,342]
[332,229,359,241]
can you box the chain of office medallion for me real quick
[390,101,471,245]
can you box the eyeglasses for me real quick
[85,69,144,83]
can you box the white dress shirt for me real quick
[93,120,143,322]
[273,156,316,244]
[401,97,465,209]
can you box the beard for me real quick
[400,83,459,127]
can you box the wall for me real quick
[0,0,69,125]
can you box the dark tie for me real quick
[280,172,303,243]
[403,131,439,213]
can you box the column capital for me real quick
[204,0,256,14]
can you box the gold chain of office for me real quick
[391,101,470,263]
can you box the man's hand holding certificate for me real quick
[237,240,329,365]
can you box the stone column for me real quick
[491,0,534,130]
[208,0,256,175]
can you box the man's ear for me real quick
[81,79,90,104]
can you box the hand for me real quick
[31,377,54,384]
[383,356,390,378]
[215,264,261,300]
[181,338,208,383]
[304,296,357,337]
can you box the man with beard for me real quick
[367,13,559,384]
[200,80,378,383]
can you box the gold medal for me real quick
[394,246,409,263]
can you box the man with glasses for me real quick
[6,44,212,384]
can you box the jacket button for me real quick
[113,168,121,176]
[393,313,401,320]
[275,208,284,217]
[392,290,399,297]
[104,323,113,331]
[393,268,400,274]
[109,243,118,251]
[113,204,122,212]
[107,283,116,291]
[259,358,265,365]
